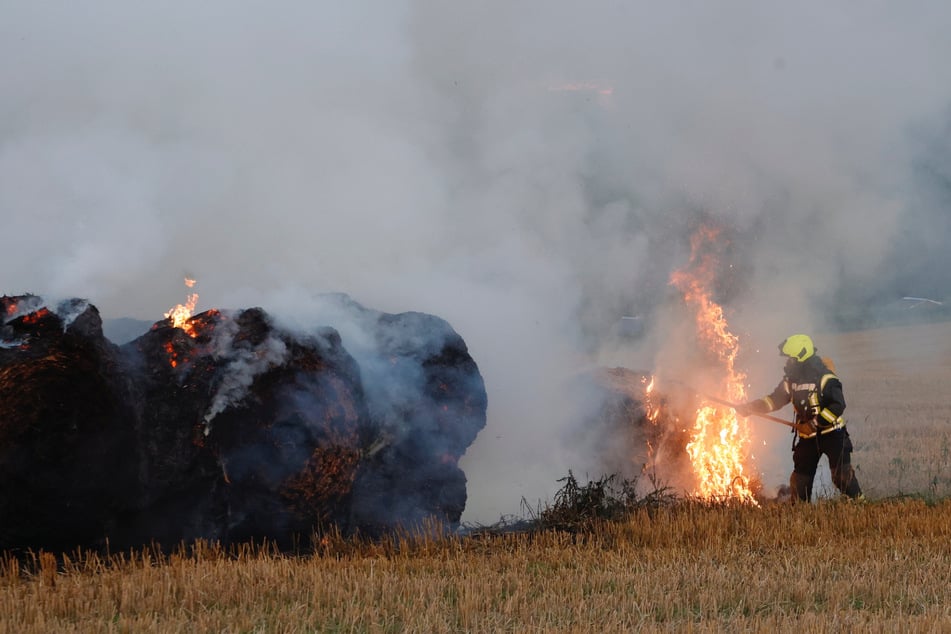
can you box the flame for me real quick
[163,341,178,368]
[669,225,756,503]
[640,374,662,473]
[642,375,660,424]
[165,278,200,337]
[21,308,52,325]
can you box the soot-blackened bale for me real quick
[563,367,693,488]
[203,309,372,546]
[345,305,488,533]
[0,293,488,551]
[0,297,139,551]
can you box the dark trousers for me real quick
[790,428,862,501]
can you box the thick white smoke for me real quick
[2,1,950,522]
[202,315,290,434]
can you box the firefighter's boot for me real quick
[789,471,813,502]
[832,464,863,499]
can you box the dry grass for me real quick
[2,500,950,633]
[825,321,951,499]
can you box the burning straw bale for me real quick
[569,367,692,490]
[0,293,487,551]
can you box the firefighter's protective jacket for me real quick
[748,355,845,438]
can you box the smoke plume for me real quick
[2,2,950,522]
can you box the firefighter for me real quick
[736,334,864,502]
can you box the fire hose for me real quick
[661,378,795,429]
[696,392,796,429]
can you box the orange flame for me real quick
[670,226,756,503]
[164,341,178,368]
[21,308,52,325]
[642,375,660,424]
[641,374,661,471]
[165,278,199,337]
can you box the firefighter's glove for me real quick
[734,402,754,417]
[794,418,818,436]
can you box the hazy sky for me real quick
[3,1,950,522]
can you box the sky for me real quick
[2,1,950,523]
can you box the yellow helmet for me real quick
[779,334,815,362]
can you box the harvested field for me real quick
[2,500,950,632]
[824,321,951,500]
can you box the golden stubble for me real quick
[2,500,951,633]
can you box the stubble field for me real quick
[827,320,951,500]
[2,321,950,632]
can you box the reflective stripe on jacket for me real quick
[751,356,846,438]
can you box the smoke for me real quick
[202,314,290,433]
[3,1,951,522]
